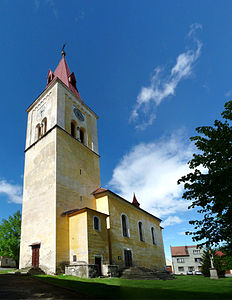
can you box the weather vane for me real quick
[61,43,66,56]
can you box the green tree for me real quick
[178,100,232,250]
[0,211,21,268]
[201,249,225,277]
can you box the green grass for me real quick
[35,274,232,299]
[0,269,16,274]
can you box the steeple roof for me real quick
[47,53,82,101]
[132,193,140,207]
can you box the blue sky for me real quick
[0,0,231,260]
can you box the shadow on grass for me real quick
[35,275,232,300]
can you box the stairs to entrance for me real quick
[120,266,174,280]
[9,267,45,275]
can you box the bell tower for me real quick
[20,52,101,273]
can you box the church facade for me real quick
[19,52,166,277]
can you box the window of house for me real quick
[188,266,194,271]
[121,214,129,237]
[178,267,184,272]
[80,128,85,144]
[5,259,8,264]
[193,249,200,254]
[71,121,76,138]
[138,221,145,242]
[177,258,184,263]
[195,258,201,263]
[93,216,100,231]
[151,227,156,245]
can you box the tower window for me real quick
[138,221,145,242]
[93,216,101,231]
[73,255,77,262]
[151,227,156,245]
[42,118,47,135]
[36,124,41,139]
[121,214,129,237]
[71,121,76,138]
[80,128,85,144]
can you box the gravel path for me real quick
[0,274,94,299]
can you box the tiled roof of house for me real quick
[170,246,190,256]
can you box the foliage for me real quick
[201,249,225,277]
[35,275,232,300]
[178,100,232,249]
[0,211,21,268]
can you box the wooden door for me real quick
[124,250,132,267]
[32,245,40,268]
[95,256,102,276]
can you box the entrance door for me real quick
[124,249,132,267]
[95,256,102,276]
[32,244,40,268]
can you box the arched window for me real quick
[71,121,76,138]
[121,214,129,237]
[80,128,85,144]
[151,227,156,245]
[138,221,145,242]
[42,118,47,135]
[93,216,101,231]
[36,124,41,139]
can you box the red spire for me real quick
[132,193,140,207]
[47,52,83,101]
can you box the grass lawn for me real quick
[0,269,16,274]
[35,274,232,299]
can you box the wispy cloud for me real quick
[131,23,202,130]
[162,216,183,227]
[34,0,58,18]
[109,130,194,218]
[178,231,187,236]
[0,180,22,204]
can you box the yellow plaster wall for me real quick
[96,193,165,270]
[20,130,56,274]
[86,210,109,265]
[69,212,88,263]
[56,128,101,267]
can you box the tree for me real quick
[201,249,225,277]
[178,100,232,250]
[0,211,21,268]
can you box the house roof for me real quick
[93,187,162,223]
[170,246,190,256]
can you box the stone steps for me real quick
[120,267,174,280]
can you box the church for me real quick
[19,50,166,277]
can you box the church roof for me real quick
[93,187,162,223]
[61,207,109,217]
[47,53,83,101]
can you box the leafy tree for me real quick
[178,100,232,250]
[0,211,21,268]
[201,249,225,277]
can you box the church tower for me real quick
[20,51,101,273]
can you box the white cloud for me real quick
[162,216,183,227]
[109,130,194,219]
[0,180,22,204]
[178,231,187,236]
[34,0,58,17]
[131,23,202,129]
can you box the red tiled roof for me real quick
[47,54,83,101]
[215,251,224,257]
[92,187,108,194]
[170,246,190,256]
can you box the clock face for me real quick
[73,106,85,122]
